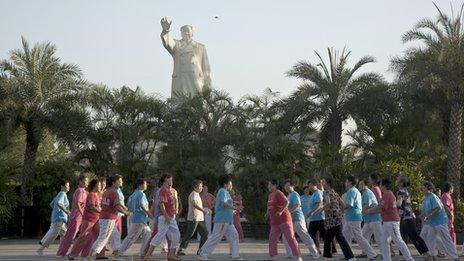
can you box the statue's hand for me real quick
[160,17,172,32]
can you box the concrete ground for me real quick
[0,239,457,260]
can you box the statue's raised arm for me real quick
[160,17,175,54]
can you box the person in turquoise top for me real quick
[342,176,378,259]
[199,175,242,260]
[282,180,320,258]
[420,181,458,260]
[300,186,312,224]
[37,180,70,256]
[358,180,386,257]
[119,178,153,257]
[306,179,326,253]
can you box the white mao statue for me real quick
[160,17,212,99]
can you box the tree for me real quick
[0,37,88,211]
[391,3,464,201]
[285,48,384,172]
[76,85,166,183]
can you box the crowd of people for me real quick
[36,173,461,261]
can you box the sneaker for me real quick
[36,248,44,256]
[311,252,321,259]
[177,249,186,256]
[161,248,169,253]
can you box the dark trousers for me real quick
[323,225,354,260]
[308,220,325,250]
[180,221,208,250]
[400,218,428,254]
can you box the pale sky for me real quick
[2,0,461,102]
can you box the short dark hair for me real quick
[159,174,173,185]
[108,174,122,187]
[192,179,203,189]
[381,177,392,190]
[397,175,411,187]
[307,178,319,186]
[284,179,294,186]
[424,181,435,191]
[443,182,453,193]
[322,176,333,188]
[78,174,87,182]
[89,179,99,191]
[135,178,147,188]
[218,175,232,188]
[346,176,358,186]
[370,173,380,185]
[59,179,69,188]
[269,179,279,186]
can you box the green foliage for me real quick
[455,202,464,232]
[2,4,464,233]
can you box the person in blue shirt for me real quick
[342,176,378,260]
[306,179,325,253]
[118,178,153,258]
[37,179,70,256]
[420,181,459,260]
[300,186,312,227]
[199,175,242,260]
[282,180,320,259]
[358,179,387,258]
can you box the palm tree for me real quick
[285,48,384,171]
[0,37,88,211]
[76,84,166,181]
[392,3,464,201]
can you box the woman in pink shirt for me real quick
[368,177,413,261]
[68,179,104,259]
[266,180,302,261]
[201,185,215,235]
[57,175,89,257]
[441,182,455,244]
[230,189,244,242]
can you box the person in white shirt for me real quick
[177,179,210,256]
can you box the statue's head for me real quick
[180,25,194,42]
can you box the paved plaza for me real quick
[0,239,451,260]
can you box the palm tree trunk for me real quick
[20,121,40,237]
[447,102,462,203]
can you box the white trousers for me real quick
[150,216,180,249]
[119,222,151,256]
[40,222,67,247]
[342,218,353,243]
[381,221,413,261]
[200,223,239,258]
[91,219,116,254]
[110,224,121,251]
[422,224,458,259]
[362,221,386,255]
[283,220,318,256]
[204,208,213,235]
[343,221,377,259]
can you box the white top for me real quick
[187,191,204,221]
